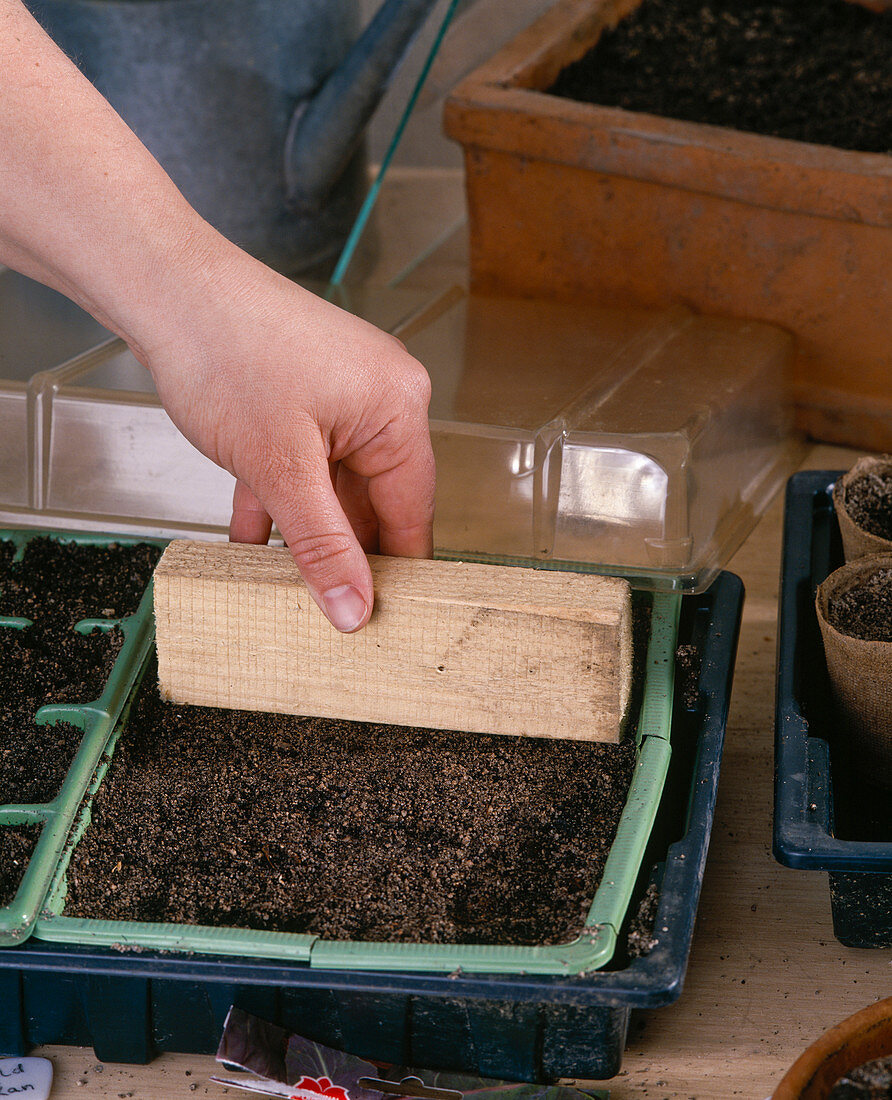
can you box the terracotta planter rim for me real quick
[444,0,892,228]
[772,996,892,1098]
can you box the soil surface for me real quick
[548,0,892,155]
[0,537,151,805]
[0,537,161,625]
[844,470,892,541]
[829,568,892,642]
[0,625,123,803]
[65,669,640,945]
[0,826,41,906]
[829,1054,892,1098]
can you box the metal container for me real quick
[27,0,441,272]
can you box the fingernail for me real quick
[322,584,368,633]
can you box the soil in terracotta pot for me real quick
[548,0,892,155]
[64,596,657,946]
[0,624,123,803]
[828,568,892,642]
[844,470,892,541]
[829,1054,892,1098]
[0,537,162,625]
[0,825,41,906]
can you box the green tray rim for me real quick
[33,567,680,976]
[0,527,168,945]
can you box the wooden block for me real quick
[153,540,634,742]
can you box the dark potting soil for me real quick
[675,643,701,710]
[0,625,123,804]
[0,537,161,626]
[0,826,41,906]
[548,0,892,155]
[626,880,660,958]
[829,1055,892,1099]
[0,540,13,577]
[829,568,892,643]
[844,471,892,542]
[64,668,641,945]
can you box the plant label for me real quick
[0,1057,53,1099]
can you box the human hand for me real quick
[0,0,434,633]
[140,236,435,634]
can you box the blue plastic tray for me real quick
[0,572,742,1080]
[774,471,892,948]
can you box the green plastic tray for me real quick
[34,584,681,977]
[0,528,165,945]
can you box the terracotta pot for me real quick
[772,997,892,1098]
[833,454,892,562]
[816,554,892,788]
[444,0,892,450]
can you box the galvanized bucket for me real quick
[27,0,439,272]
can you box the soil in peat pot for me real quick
[829,1054,892,1098]
[828,568,892,642]
[0,826,41,906]
[844,471,892,542]
[548,0,892,155]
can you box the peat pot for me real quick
[26,0,441,273]
[832,454,892,561]
[444,0,892,450]
[774,472,892,950]
[773,997,892,1099]
[816,553,892,788]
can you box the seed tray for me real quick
[34,575,681,978]
[0,572,743,1079]
[0,529,165,947]
[774,471,892,948]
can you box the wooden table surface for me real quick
[26,171,892,1098]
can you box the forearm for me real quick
[0,0,223,360]
[0,0,435,631]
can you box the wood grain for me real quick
[154,540,633,742]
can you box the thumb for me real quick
[263,446,374,634]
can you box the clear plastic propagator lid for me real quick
[412,291,802,591]
[0,271,802,591]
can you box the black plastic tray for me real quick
[0,572,743,1080]
[774,471,892,948]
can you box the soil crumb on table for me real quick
[0,826,41,906]
[64,673,638,945]
[0,625,123,803]
[829,568,892,642]
[0,538,161,625]
[548,0,892,155]
[844,471,892,541]
[829,1054,892,1098]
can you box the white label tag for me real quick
[0,1057,53,1099]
